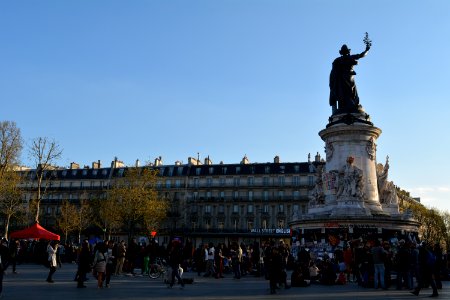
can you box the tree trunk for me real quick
[4,214,11,240]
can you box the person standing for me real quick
[115,240,126,275]
[76,240,91,288]
[371,240,387,289]
[104,240,115,288]
[203,242,215,277]
[46,240,59,283]
[9,240,20,274]
[0,238,11,298]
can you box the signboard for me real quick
[250,228,291,235]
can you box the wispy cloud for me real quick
[406,185,450,212]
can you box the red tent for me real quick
[9,223,60,241]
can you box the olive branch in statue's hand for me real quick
[363,32,372,50]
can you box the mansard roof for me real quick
[19,161,324,180]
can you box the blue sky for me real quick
[1,1,449,211]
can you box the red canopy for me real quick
[10,223,60,241]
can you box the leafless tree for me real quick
[28,137,62,223]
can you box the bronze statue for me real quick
[329,34,371,115]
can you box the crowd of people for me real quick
[0,236,449,297]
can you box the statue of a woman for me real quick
[329,43,370,114]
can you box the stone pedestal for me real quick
[318,112,384,216]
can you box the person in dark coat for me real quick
[268,246,283,294]
[76,240,91,288]
[168,241,185,289]
[0,238,11,297]
[411,241,438,297]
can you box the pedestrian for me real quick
[46,240,59,283]
[371,240,387,289]
[105,240,115,288]
[9,240,20,274]
[167,240,185,289]
[114,240,126,275]
[411,241,438,297]
[0,238,11,298]
[76,239,91,288]
[93,242,107,288]
[203,242,215,277]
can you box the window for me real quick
[196,168,201,176]
[205,205,212,213]
[193,192,199,200]
[220,191,225,200]
[177,167,183,176]
[165,180,171,188]
[278,204,284,213]
[168,167,174,176]
[71,170,77,176]
[294,165,300,173]
[206,191,212,200]
[277,190,284,200]
[293,176,300,186]
[209,167,214,175]
[159,167,165,176]
[207,178,213,187]
[293,190,300,200]
[233,205,239,213]
[263,177,269,186]
[222,167,227,175]
[80,181,84,188]
[233,177,240,186]
[219,178,226,187]
[247,204,254,213]
[262,219,267,229]
[233,191,239,200]
[293,204,299,213]
[191,205,198,213]
[236,167,241,174]
[218,221,224,230]
[247,221,253,230]
[248,190,253,201]
[193,178,199,188]
[308,176,314,186]
[156,181,162,189]
[265,166,270,174]
[82,169,87,176]
[247,177,254,186]
[92,169,98,176]
[218,205,224,213]
[278,219,285,228]
[278,176,285,186]
[175,179,181,188]
[263,190,269,201]
[263,204,269,213]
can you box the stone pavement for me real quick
[2,263,448,299]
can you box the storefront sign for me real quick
[250,228,291,235]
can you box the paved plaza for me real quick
[2,263,448,300]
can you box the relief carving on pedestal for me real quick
[325,140,334,161]
[309,165,325,206]
[336,156,365,200]
[366,137,376,161]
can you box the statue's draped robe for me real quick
[329,54,364,113]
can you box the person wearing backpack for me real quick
[411,241,438,297]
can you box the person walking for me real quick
[167,241,185,289]
[411,241,438,297]
[46,240,59,283]
[93,242,107,288]
[76,240,91,288]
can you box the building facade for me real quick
[15,155,324,246]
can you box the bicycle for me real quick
[148,257,167,279]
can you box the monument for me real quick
[290,34,419,243]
